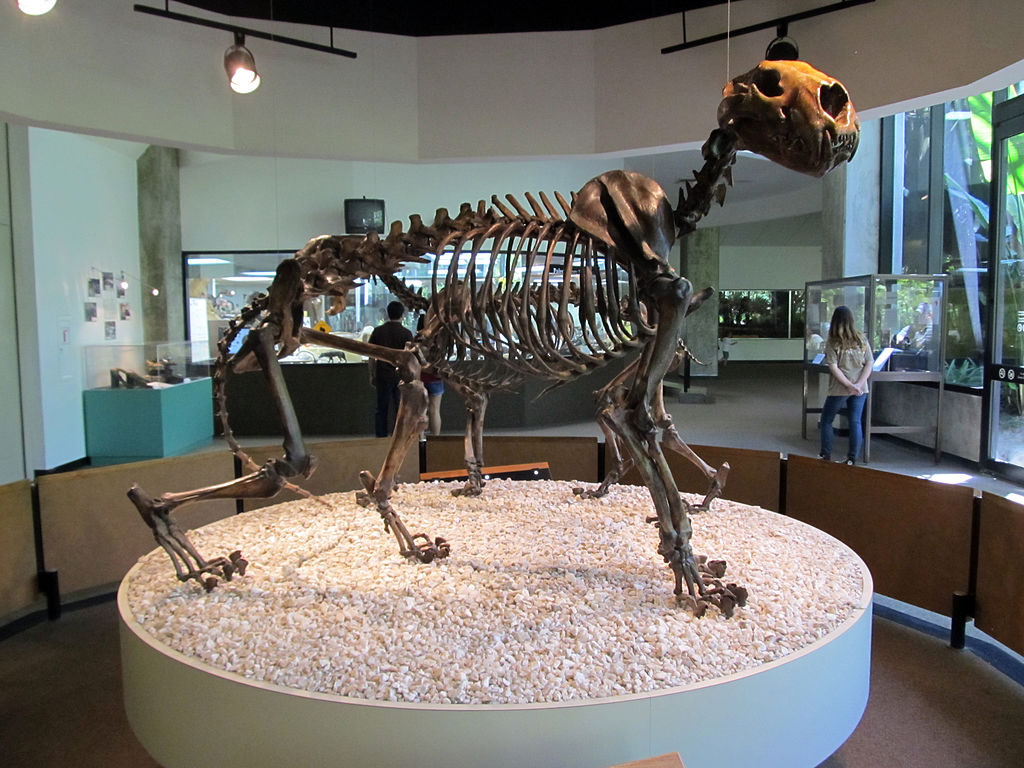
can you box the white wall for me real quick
[719,245,822,290]
[179,153,623,251]
[718,240,820,361]
[13,128,144,471]
[716,213,822,362]
[719,214,823,289]
[416,31,596,160]
[2,1,1022,161]
[0,2,420,162]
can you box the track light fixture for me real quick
[661,0,874,56]
[224,32,260,94]
[18,0,57,15]
[765,23,799,61]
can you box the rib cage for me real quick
[419,192,656,392]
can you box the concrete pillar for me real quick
[0,123,28,482]
[822,119,881,279]
[137,146,183,342]
[680,227,720,378]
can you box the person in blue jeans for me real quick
[819,305,873,465]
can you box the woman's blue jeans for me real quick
[820,393,867,460]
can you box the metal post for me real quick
[950,590,974,649]
[39,569,61,621]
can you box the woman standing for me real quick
[820,305,873,465]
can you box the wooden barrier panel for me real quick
[423,435,599,483]
[37,452,236,596]
[618,444,782,512]
[0,480,38,620]
[240,437,420,511]
[975,493,1024,657]
[785,454,974,616]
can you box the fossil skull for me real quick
[717,60,859,177]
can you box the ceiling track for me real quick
[661,0,876,55]
[133,3,358,59]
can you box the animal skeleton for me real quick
[129,59,858,615]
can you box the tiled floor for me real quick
[486,362,1021,498]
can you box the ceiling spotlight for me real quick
[18,0,57,15]
[765,23,799,61]
[224,32,260,94]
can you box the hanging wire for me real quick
[270,0,283,250]
[726,0,732,82]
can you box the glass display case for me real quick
[183,248,634,365]
[184,250,424,363]
[802,274,948,462]
[82,341,209,390]
[805,274,946,371]
[803,277,869,365]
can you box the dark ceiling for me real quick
[175,1,727,37]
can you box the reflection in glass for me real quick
[718,289,804,339]
[941,95,992,388]
[184,247,627,364]
[803,279,867,364]
[805,276,945,373]
[872,277,944,373]
[993,382,1024,467]
[900,107,932,275]
[183,250,407,362]
[990,128,1024,468]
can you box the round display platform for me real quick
[120,480,872,768]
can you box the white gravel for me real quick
[123,480,868,705]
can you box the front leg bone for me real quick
[128,485,247,590]
[355,370,451,564]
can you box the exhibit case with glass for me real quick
[82,342,213,464]
[82,341,209,389]
[181,248,640,437]
[184,250,420,364]
[802,274,948,461]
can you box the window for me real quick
[884,86,1023,389]
[898,107,933,276]
[940,95,992,387]
[718,289,804,339]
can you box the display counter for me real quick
[84,377,214,464]
[221,354,636,436]
[119,485,872,768]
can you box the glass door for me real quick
[984,93,1024,478]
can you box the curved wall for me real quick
[1,1,1022,161]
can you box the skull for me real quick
[717,60,859,177]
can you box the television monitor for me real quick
[344,198,386,235]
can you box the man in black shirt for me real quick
[368,301,414,437]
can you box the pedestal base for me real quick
[119,482,871,768]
